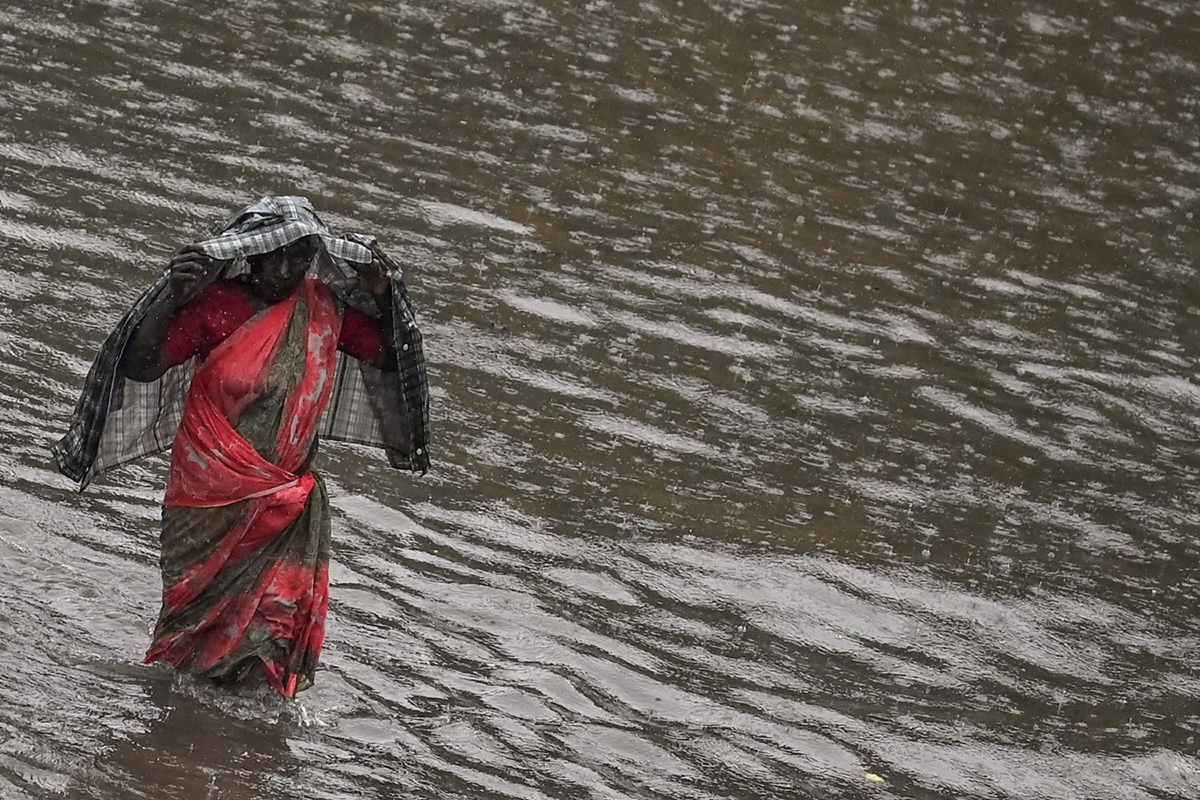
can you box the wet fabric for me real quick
[145,279,339,696]
[161,280,386,368]
[196,195,374,265]
[52,195,429,488]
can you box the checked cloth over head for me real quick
[52,196,430,489]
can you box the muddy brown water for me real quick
[1,1,1198,798]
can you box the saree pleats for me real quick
[151,480,330,694]
[145,280,341,697]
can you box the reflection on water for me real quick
[76,671,296,800]
[1,0,1199,798]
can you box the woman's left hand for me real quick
[356,258,390,297]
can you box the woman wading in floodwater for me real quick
[53,196,429,697]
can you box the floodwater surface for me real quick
[1,1,1199,798]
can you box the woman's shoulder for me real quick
[197,277,251,303]
[179,278,254,316]
[172,279,257,337]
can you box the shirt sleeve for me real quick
[160,282,253,368]
[338,307,386,365]
[161,296,210,367]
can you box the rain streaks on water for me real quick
[1,0,1199,798]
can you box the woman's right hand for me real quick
[165,244,213,302]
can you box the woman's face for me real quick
[247,237,315,304]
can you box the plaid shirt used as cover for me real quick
[52,196,430,489]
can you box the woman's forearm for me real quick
[119,291,179,382]
[374,283,400,372]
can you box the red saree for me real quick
[144,279,342,697]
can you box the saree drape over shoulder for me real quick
[51,196,429,696]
